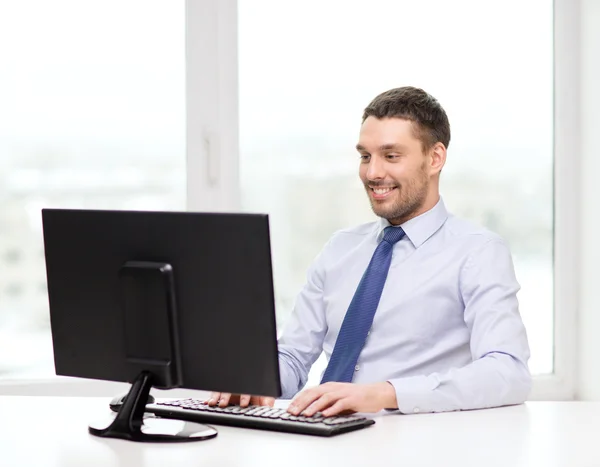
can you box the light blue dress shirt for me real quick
[278,198,532,414]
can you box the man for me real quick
[208,86,531,416]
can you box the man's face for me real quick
[357,117,431,225]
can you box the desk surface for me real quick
[0,396,598,467]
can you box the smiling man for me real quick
[209,86,532,416]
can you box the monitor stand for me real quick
[88,371,218,442]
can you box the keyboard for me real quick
[146,398,375,437]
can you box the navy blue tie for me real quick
[321,226,405,383]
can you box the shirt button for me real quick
[367,330,371,336]
[413,407,420,414]
[354,365,360,371]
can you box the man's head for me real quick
[357,86,450,225]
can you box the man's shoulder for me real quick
[325,216,505,244]
[319,221,378,254]
[444,213,506,249]
[333,221,378,238]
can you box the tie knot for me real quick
[382,226,405,245]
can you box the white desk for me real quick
[0,396,598,467]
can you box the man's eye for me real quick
[360,154,370,161]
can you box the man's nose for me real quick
[366,157,385,180]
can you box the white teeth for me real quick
[373,187,394,195]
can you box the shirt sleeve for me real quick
[388,238,532,414]
[277,238,333,399]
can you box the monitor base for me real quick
[89,371,218,443]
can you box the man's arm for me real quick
[288,237,531,416]
[388,237,532,414]
[277,241,332,399]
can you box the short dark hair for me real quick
[362,86,451,150]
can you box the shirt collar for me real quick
[375,197,449,248]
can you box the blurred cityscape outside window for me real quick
[0,1,185,378]
[238,0,553,383]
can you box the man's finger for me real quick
[288,387,326,415]
[301,392,338,417]
[260,397,275,407]
[206,392,221,406]
[218,393,232,407]
[248,396,275,407]
[239,395,251,407]
[321,399,350,417]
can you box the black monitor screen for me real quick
[42,209,281,403]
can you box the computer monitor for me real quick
[41,208,281,442]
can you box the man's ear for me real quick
[429,142,447,175]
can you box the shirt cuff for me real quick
[387,375,443,414]
[278,354,303,399]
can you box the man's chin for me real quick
[370,206,400,220]
[369,201,413,223]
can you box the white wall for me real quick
[577,0,600,400]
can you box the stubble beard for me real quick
[366,168,430,224]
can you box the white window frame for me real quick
[0,0,579,398]
[186,0,241,213]
[528,0,580,400]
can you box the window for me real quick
[0,0,185,379]
[1,0,572,398]
[237,0,554,381]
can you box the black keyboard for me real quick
[146,398,375,437]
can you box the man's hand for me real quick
[287,382,397,417]
[205,392,275,408]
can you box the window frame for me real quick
[529,0,580,400]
